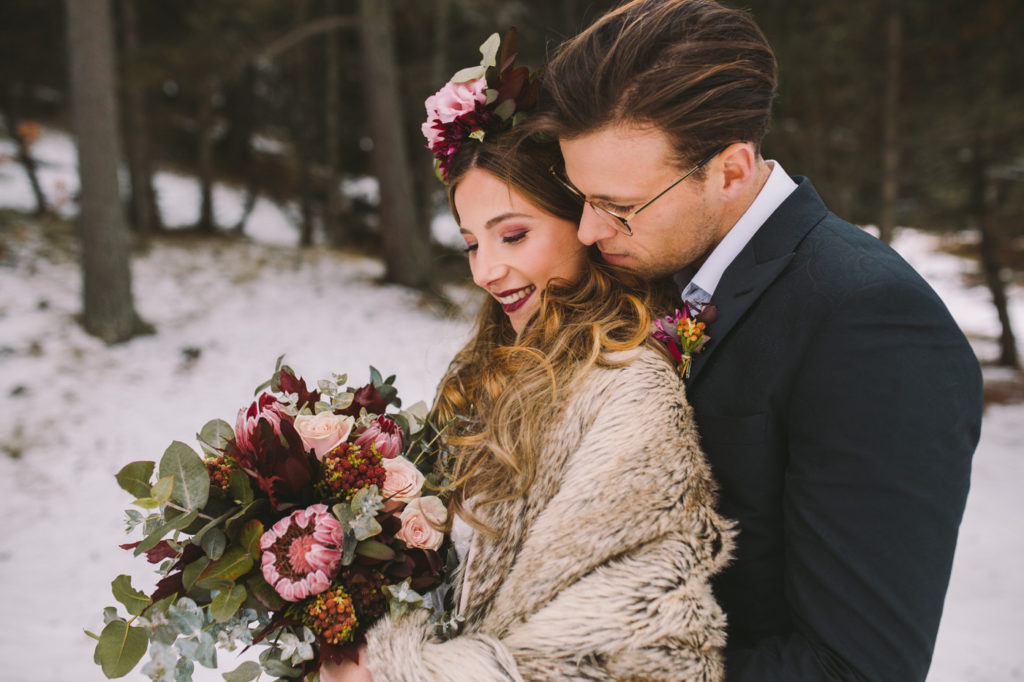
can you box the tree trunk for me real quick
[323,0,344,247]
[970,145,1019,368]
[196,78,216,232]
[118,0,161,241]
[0,91,48,215]
[225,65,258,236]
[359,0,431,288]
[418,0,451,241]
[878,6,901,244]
[65,0,147,343]
[295,0,316,248]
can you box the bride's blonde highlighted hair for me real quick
[433,131,674,532]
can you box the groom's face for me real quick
[559,124,729,279]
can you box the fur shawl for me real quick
[366,346,735,681]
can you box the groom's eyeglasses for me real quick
[549,145,728,237]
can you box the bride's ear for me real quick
[716,143,758,199]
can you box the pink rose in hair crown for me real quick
[235,393,287,454]
[397,495,447,550]
[259,504,344,602]
[293,412,355,461]
[381,455,425,503]
[355,415,404,459]
[421,77,488,148]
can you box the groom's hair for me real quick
[538,0,777,169]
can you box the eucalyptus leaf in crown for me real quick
[87,356,456,681]
[421,28,544,183]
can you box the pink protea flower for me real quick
[355,415,404,459]
[260,504,344,602]
[235,393,287,454]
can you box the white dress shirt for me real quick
[680,160,797,304]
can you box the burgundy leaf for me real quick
[278,368,321,411]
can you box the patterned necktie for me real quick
[681,282,712,317]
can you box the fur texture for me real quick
[366,347,735,681]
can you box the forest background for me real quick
[0,0,1022,361]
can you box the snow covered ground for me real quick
[1,129,1022,681]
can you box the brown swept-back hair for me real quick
[432,130,675,532]
[533,0,777,170]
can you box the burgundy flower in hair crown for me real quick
[421,28,543,184]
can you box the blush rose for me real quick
[293,412,355,461]
[381,456,424,503]
[421,77,488,148]
[396,496,447,551]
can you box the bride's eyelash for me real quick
[503,232,527,244]
[463,243,478,253]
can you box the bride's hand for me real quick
[320,645,372,682]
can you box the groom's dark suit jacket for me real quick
[683,178,982,682]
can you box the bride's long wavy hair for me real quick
[432,130,675,533]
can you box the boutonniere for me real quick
[652,302,717,379]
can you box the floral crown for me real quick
[421,28,543,184]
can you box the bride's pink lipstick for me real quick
[493,285,536,313]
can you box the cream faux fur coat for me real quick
[366,346,735,681]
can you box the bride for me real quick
[324,32,734,681]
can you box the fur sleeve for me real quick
[364,611,523,682]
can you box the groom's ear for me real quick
[716,143,758,200]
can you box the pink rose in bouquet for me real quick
[294,412,356,460]
[397,496,447,551]
[381,455,424,503]
[355,415,404,459]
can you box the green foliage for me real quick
[198,419,235,456]
[384,578,423,621]
[115,461,155,498]
[111,575,151,617]
[210,585,247,622]
[159,441,210,511]
[222,661,262,682]
[96,619,148,678]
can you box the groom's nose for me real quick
[577,206,619,246]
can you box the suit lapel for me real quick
[685,178,828,386]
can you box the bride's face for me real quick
[455,168,588,333]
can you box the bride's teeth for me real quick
[498,285,535,305]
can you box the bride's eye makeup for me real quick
[502,231,527,244]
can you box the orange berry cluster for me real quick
[317,442,386,499]
[348,572,388,622]
[205,456,234,490]
[300,584,358,646]
[677,319,707,344]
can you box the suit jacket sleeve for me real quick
[725,279,982,681]
[365,353,735,681]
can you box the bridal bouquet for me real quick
[89,358,454,681]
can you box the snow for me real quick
[1,127,1022,681]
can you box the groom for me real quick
[535,0,983,680]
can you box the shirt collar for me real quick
[686,160,797,298]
